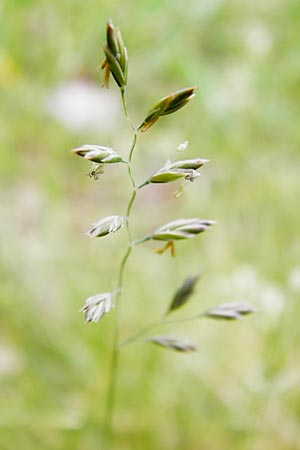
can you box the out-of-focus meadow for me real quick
[1,0,300,449]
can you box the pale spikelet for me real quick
[204,302,256,320]
[86,215,125,238]
[147,336,197,353]
[71,144,125,164]
[80,292,115,323]
[152,218,216,241]
[150,158,209,184]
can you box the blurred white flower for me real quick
[260,285,285,316]
[45,80,120,132]
[216,266,286,319]
[207,65,253,114]
[288,267,300,291]
[218,265,259,297]
[231,266,259,292]
[0,345,25,376]
[244,23,273,56]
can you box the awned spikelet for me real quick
[86,215,125,238]
[101,19,128,88]
[138,87,198,132]
[204,302,256,320]
[147,336,197,353]
[71,144,125,164]
[167,274,201,315]
[150,158,209,184]
[80,292,115,323]
[152,218,216,241]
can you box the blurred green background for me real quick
[1,0,300,449]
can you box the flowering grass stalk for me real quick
[71,19,255,449]
[102,89,138,447]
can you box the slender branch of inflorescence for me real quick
[131,236,151,246]
[137,179,151,189]
[121,88,135,133]
[119,314,205,348]
[104,88,138,447]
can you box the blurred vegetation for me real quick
[1,0,300,449]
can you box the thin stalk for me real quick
[137,179,151,189]
[131,235,151,246]
[103,248,131,445]
[119,314,205,348]
[127,133,137,189]
[121,87,135,133]
[119,321,163,348]
[103,88,138,449]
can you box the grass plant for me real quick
[71,20,255,448]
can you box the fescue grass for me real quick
[1,1,300,449]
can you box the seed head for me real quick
[80,292,114,323]
[147,336,197,353]
[71,144,125,164]
[152,218,216,241]
[150,158,209,184]
[138,87,198,132]
[204,302,256,320]
[101,19,128,88]
[167,274,201,314]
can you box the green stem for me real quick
[137,179,151,189]
[131,235,151,246]
[104,248,131,440]
[119,321,163,348]
[104,88,138,449]
[127,133,137,188]
[121,87,136,133]
[119,314,205,348]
